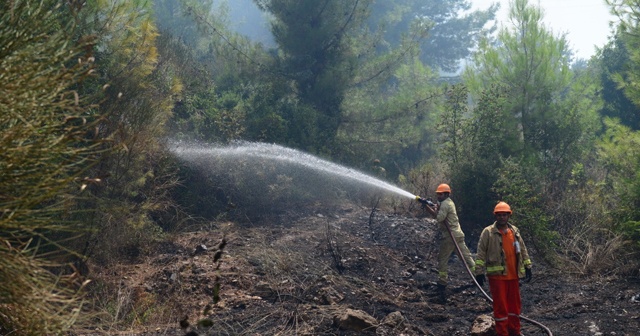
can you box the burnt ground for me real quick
[75,202,640,336]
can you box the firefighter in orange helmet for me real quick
[475,201,532,336]
[422,184,475,301]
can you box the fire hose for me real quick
[416,196,553,336]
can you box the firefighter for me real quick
[421,184,475,301]
[475,201,533,336]
[371,158,386,178]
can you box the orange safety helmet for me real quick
[494,201,512,214]
[435,183,451,193]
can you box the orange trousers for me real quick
[488,277,521,336]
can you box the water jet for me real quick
[169,141,416,200]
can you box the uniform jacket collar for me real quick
[489,221,515,234]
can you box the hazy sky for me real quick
[471,0,618,60]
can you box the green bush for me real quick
[492,158,558,260]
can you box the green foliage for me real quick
[492,159,558,258]
[438,84,469,166]
[454,0,599,244]
[438,85,512,226]
[244,82,320,150]
[72,0,182,263]
[0,0,100,334]
[608,0,640,120]
[552,151,639,275]
[370,0,499,72]
[465,0,574,156]
[529,61,600,184]
[597,118,640,245]
[338,60,441,174]
[619,221,640,248]
[157,0,271,145]
[464,85,518,160]
[174,87,248,143]
[597,31,640,130]
[255,0,373,153]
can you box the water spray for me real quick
[170,140,418,200]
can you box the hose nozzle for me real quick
[415,195,436,207]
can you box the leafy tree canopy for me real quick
[370,0,498,72]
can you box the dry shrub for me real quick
[0,245,89,335]
[560,227,637,276]
[395,161,448,215]
[86,278,177,333]
[89,212,166,265]
[1,1,103,334]
[400,162,448,201]
[552,163,639,276]
[246,236,316,286]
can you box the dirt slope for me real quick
[79,203,640,336]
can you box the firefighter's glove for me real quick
[475,274,485,287]
[525,268,532,282]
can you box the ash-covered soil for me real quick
[78,203,640,336]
